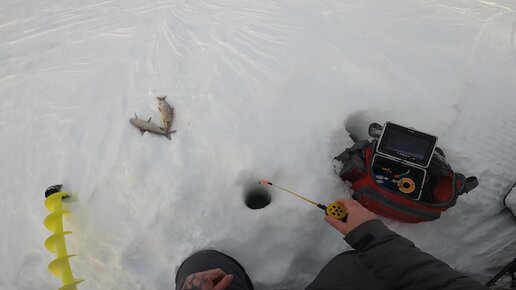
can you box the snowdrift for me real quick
[1,1,516,289]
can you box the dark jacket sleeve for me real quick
[345,220,487,290]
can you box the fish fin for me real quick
[164,132,171,140]
[139,129,145,135]
[134,113,138,118]
[169,130,177,134]
[157,96,167,100]
[147,117,152,122]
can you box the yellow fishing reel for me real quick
[258,180,349,222]
[325,201,348,221]
[398,177,416,194]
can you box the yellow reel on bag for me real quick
[398,177,416,194]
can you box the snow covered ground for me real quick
[1,0,516,289]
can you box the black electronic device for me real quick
[372,122,438,200]
[377,122,437,168]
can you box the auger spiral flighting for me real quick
[44,185,84,290]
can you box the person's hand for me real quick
[182,268,233,290]
[324,199,378,235]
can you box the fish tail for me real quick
[157,96,167,100]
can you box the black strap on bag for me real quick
[463,176,479,194]
[334,140,370,175]
[334,140,369,163]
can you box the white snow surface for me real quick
[1,1,516,289]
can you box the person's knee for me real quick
[175,249,254,290]
[188,249,222,258]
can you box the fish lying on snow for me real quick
[157,96,175,132]
[129,113,174,140]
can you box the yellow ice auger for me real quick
[44,185,84,290]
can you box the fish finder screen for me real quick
[377,122,437,167]
[385,130,429,160]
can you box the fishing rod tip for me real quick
[259,179,272,185]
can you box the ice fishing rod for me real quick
[259,180,347,221]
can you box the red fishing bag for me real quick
[335,140,478,223]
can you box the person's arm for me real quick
[325,199,487,290]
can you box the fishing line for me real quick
[259,180,347,221]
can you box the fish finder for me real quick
[372,122,438,200]
[377,122,437,168]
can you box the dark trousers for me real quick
[175,250,254,290]
[175,250,385,290]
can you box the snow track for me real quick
[437,9,516,277]
[1,1,516,289]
